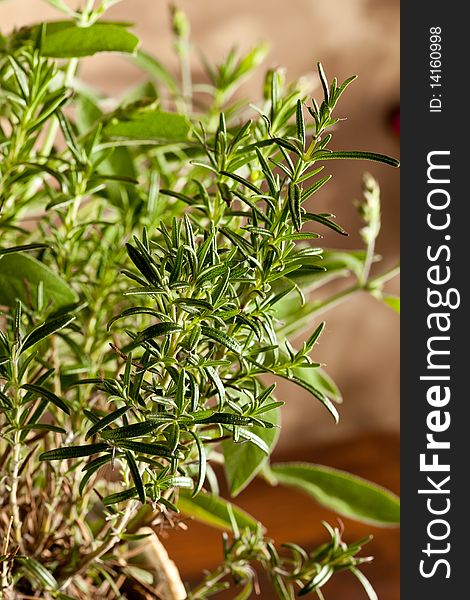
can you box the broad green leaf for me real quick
[0,253,78,310]
[104,110,190,142]
[271,462,400,526]
[41,21,139,58]
[39,443,109,461]
[381,294,400,314]
[223,408,280,497]
[76,94,103,133]
[292,366,342,404]
[177,490,258,531]
[131,49,179,94]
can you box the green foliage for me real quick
[0,2,399,598]
[223,406,280,496]
[40,22,139,57]
[189,522,378,600]
[271,463,400,526]
[0,252,78,309]
[177,491,259,531]
[103,108,191,141]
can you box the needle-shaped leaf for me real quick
[236,428,270,453]
[19,423,66,434]
[303,322,325,354]
[220,170,260,195]
[126,242,160,285]
[15,557,58,591]
[189,431,207,496]
[276,372,339,423]
[194,412,253,426]
[39,443,109,461]
[317,62,330,102]
[288,182,302,231]
[173,298,212,312]
[103,487,139,506]
[125,451,145,502]
[79,454,113,495]
[200,326,241,354]
[20,314,75,354]
[0,243,48,256]
[21,384,71,415]
[350,567,379,600]
[117,440,179,458]
[196,264,228,286]
[136,322,182,343]
[303,212,348,236]
[85,406,129,439]
[205,366,225,406]
[0,390,13,410]
[100,419,170,441]
[314,150,400,168]
[301,175,332,203]
[296,100,305,147]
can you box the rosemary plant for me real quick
[0,1,399,598]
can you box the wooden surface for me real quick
[162,433,399,599]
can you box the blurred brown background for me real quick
[1,1,400,598]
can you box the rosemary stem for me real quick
[60,500,138,591]
[10,431,23,553]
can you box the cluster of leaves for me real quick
[189,521,377,600]
[0,1,399,598]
